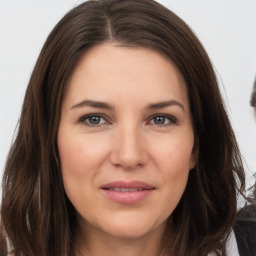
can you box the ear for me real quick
[189,144,198,170]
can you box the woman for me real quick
[0,0,245,255]
[233,79,256,256]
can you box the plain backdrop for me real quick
[1,0,256,199]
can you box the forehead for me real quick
[64,43,189,109]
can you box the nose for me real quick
[110,125,148,170]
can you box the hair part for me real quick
[1,0,245,255]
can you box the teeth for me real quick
[108,188,144,192]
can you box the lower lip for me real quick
[101,189,154,204]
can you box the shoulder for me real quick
[208,230,240,256]
[234,204,256,256]
[226,230,240,256]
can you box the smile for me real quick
[101,181,155,204]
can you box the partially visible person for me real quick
[234,77,256,256]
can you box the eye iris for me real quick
[154,116,166,125]
[88,116,101,124]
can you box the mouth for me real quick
[100,180,155,204]
[103,188,149,192]
[101,180,155,191]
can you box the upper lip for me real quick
[101,180,155,190]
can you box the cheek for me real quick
[57,129,109,204]
[150,132,194,172]
[57,131,108,215]
[58,131,109,177]
[150,135,193,207]
[159,156,191,219]
[164,143,193,186]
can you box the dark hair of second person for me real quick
[234,78,256,256]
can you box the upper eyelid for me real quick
[78,113,109,123]
[147,113,177,121]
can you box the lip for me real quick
[100,180,155,205]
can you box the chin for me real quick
[106,224,152,239]
[96,212,167,240]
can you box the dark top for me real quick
[234,204,256,256]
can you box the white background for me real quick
[1,0,256,198]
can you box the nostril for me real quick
[109,132,149,169]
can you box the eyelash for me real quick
[148,114,177,127]
[78,114,110,127]
[78,113,178,127]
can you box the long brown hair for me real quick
[1,0,245,255]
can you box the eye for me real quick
[148,114,176,126]
[78,114,109,126]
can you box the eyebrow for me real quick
[147,100,184,111]
[71,99,184,111]
[71,100,114,110]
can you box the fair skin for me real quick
[58,43,196,256]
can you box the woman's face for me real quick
[58,43,196,241]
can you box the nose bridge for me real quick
[111,122,147,169]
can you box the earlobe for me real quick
[189,146,198,170]
[189,154,197,170]
[189,135,198,170]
